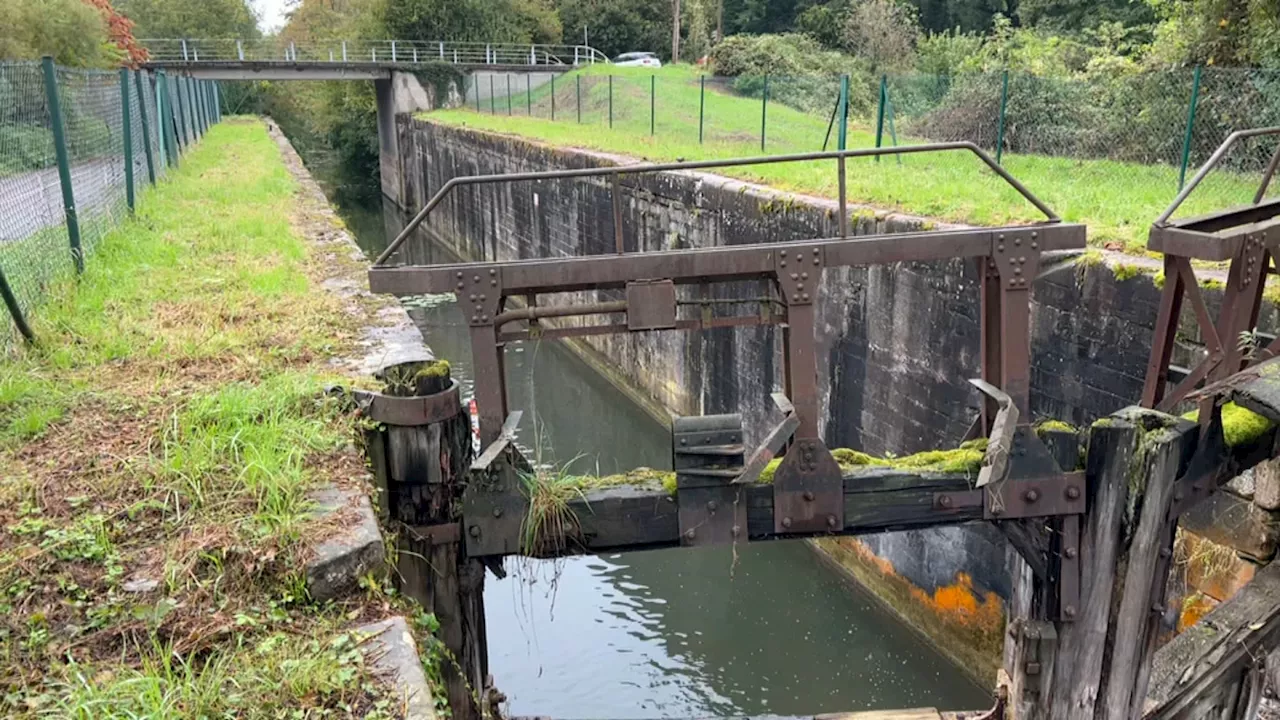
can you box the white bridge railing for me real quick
[139,39,610,67]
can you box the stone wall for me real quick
[391,117,1280,613]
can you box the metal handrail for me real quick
[137,39,610,66]
[373,141,1062,266]
[1155,126,1280,226]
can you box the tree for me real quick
[1018,0,1155,32]
[115,0,259,39]
[85,0,147,65]
[0,0,121,67]
[842,0,920,70]
[382,0,561,44]
[672,0,682,62]
[1146,0,1280,66]
[556,0,670,58]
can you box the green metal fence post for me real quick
[475,77,481,111]
[874,75,887,163]
[551,74,556,120]
[608,74,613,128]
[41,56,84,274]
[699,74,705,144]
[507,75,512,115]
[155,72,170,168]
[527,74,532,115]
[199,81,207,131]
[760,75,769,152]
[490,75,496,113]
[576,75,582,123]
[0,267,35,345]
[1178,65,1204,191]
[161,72,178,167]
[996,70,1009,165]
[650,75,655,136]
[134,71,156,186]
[838,74,849,152]
[186,77,199,140]
[886,90,901,166]
[174,75,189,149]
[120,69,135,214]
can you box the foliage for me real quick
[0,0,122,68]
[711,33,875,113]
[558,0,673,58]
[83,0,147,66]
[115,0,260,40]
[0,125,55,175]
[381,0,563,44]
[1146,0,1280,67]
[1019,0,1157,32]
[841,0,921,71]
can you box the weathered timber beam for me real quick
[1143,559,1280,719]
[537,468,985,556]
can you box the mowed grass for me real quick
[431,64,1269,250]
[0,119,411,718]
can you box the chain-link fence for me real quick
[0,58,223,348]
[461,66,1280,244]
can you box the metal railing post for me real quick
[699,74,705,144]
[290,42,297,62]
[530,46,536,65]
[392,40,397,62]
[650,75,655,136]
[135,70,156,186]
[761,75,768,151]
[440,41,445,60]
[181,39,189,61]
[120,69,135,214]
[342,41,348,62]
[238,39,244,61]
[413,47,418,63]
[40,56,83,274]
[874,74,886,163]
[1178,65,1204,191]
[996,70,1009,165]
[486,44,492,64]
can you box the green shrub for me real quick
[0,124,54,174]
[711,33,876,116]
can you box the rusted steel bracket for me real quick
[462,412,530,557]
[674,414,747,546]
[735,392,799,485]
[354,380,463,426]
[970,379,1017,488]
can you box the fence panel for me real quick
[0,60,221,346]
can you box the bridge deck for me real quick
[141,60,572,81]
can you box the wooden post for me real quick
[366,360,487,720]
[1008,408,1197,720]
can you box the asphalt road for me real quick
[0,157,136,242]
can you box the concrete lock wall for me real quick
[391,117,1280,667]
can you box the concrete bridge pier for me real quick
[376,71,440,208]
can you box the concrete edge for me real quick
[305,485,386,602]
[357,616,439,720]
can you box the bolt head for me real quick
[684,529,696,540]
[827,515,837,528]
[939,495,953,508]
[1066,486,1080,500]
[490,268,497,276]
[1065,547,1077,559]
[782,517,792,529]
[731,525,741,537]
[457,271,464,279]
[474,275,481,282]
[1014,237,1022,246]
[707,500,718,512]
[1064,606,1077,618]
[1159,547,1172,558]
[1025,489,1040,502]
[803,491,815,501]
[469,525,480,537]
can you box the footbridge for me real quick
[356,131,1280,720]
[140,38,608,206]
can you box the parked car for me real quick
[613,52,662,68]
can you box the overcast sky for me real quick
[254,0,291,34]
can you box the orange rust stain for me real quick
[1178,593,1219,632]
[838,537,1003,635]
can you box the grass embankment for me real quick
[0,119,418,718]
[430,65,1267,251]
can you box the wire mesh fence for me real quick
[461,65,1280,236]
[0,58,224,348]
